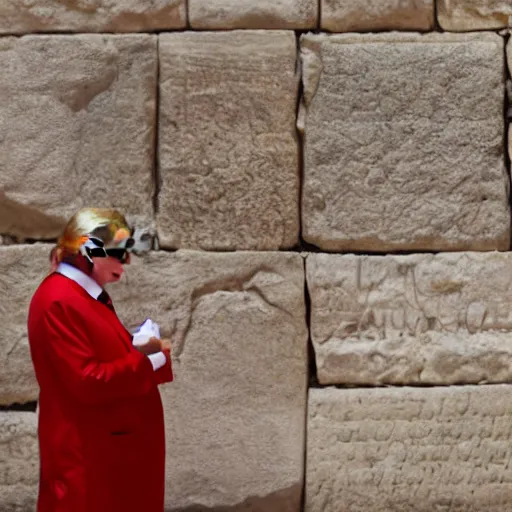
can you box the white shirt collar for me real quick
[56,262,103,300]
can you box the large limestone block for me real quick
[307,385,512,512]
[0,0,185,34]
[189,0,317,29]
[110,250,308,511]
[157,31,300,250]
[300,33,508,252]
[0,412,39,512]
[0,35,157,236]
[321,0,434,31]
[0,245,50,405]
[438,0,512,30]
[307,252,512,386]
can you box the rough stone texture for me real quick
[307,252,512,386]
[0,245,50,405]
[189,0,317,29]
[110,250,308,511]
[321,0,434,32]
[157,31,300,250]
[0,35,157,235]
[300,32,508,252]
[438,0,512,31]
[0,0,185,34]
[0,412,39,512]
[307,385,512,512]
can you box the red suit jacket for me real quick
[27,272,173,512]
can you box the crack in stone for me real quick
[173,266,291,359]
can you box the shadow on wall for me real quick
[167,483,301,512]
[0,191,65,243]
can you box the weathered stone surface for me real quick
[0,245,49,405]
[0,0,185,34]
[300,33,508,252]
[157,31,300,250]
[321,0,434,31]
[0,35,157,235]
[307,385,512,512]
[0,412,39,512]
[189,0,317,29]
[110,250,308,511]
[307,252,512,386]
[438,0,512,30]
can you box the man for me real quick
[28,208,173,512]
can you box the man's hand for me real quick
[135,337,164,356]
[160,339,172,352]
[135,337,172,356]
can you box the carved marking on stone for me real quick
[300,33,508,252]
[308,253,512,385]
[307,386,512,512]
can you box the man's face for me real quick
[91,254,129,286]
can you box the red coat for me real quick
[27,272,173,512]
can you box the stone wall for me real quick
[0,1,511,511]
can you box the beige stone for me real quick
[0,0,185,34]
[189,0,317,29]
[307,385,512,512]
[307,252,512,386]
[321,0,434,31]
[300,32,508,252]
[110,250,308,511]
[0,35,157,235]
[0,245,50,405]
[0,412,38,512]
[157,31,300,250]
[438,0,512,31]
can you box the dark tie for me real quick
[97,290,115,312]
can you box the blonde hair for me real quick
[55,208,131,263]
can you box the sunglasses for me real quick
[105,248,130,263]
[84,237,133,263]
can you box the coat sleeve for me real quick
[153,349,174,386]
[40,301,156,405]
